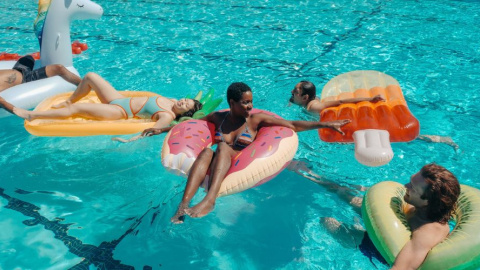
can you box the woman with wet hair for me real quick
[0,72,202,136]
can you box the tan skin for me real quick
[289,82,385,114]
[321,169,450,270]
[0,64,81,92]
[290,82,459,151]
[391,171,450,270]
[171,90,351,224]
[0,72,196,135]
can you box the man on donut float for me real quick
[322,163,460,269]
[0,55,81,92]
[170,82,350,224]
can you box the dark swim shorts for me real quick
[12,55,48,83]
[359,232,388,267]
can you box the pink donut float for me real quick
[161,109,299,197]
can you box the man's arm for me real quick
[307,95,385,113]
[392,224,447,270]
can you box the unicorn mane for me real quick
[33,0,52,49]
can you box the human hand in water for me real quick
[325,119,351,135]
[112,134,143,143]
[370,95,385,103]
[141,127,165,137]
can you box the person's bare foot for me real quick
[349,196,363,208]
[51,100,71,109]
[320,217,342,233]
[171,202,189,224]
[12,107,33,121]
[185,200,215,218]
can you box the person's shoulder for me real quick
[306,98,323,113]
[412,220,449,244]
[209,110,227,122]
[251,111,272,120]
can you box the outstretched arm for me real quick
[255,113,350,134]
[141,116,174,137]
[308,95,385,113]
[112,116,174,143]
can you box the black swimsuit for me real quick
[12,55,47,83]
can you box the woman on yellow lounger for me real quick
[0,72,202,136]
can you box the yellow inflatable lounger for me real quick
[24,91,158,136]
[361,181,480,269]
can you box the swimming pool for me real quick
[1,0,479,268]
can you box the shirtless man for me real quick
[289,80,384,114]
[321,163,460,269]
[288,80,459,150]
[0,55,81,92]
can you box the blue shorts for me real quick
[12,55,47,83]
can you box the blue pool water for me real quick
[1,0,480,269]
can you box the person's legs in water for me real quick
[288,160,364,210]
[185,142,237,218]
[417,135,459,151]
[321,217,365,249]
[52,72,124,108]
[171,148,215,224]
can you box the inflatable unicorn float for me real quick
[0,0,103,118]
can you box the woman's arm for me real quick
[141,115,174,137]
[141,111,219,137]
[255,113,350,134]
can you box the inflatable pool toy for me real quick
[34,0,102,67]
[161,109,299,197]
[318,70,420,143]
[171,88,222,125]
[24,89,221,137]
[25,91,158,136]
[353,129,394,167]
[0,41,89,61]
[362,181,480,269]
[0,52,40,61]
[0,0,103,118]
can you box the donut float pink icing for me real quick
[161,109,299,197]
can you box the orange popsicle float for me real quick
[319,70,420,143]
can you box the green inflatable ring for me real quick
[361,181,480,269]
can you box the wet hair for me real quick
[227,82,251,104]
[420,163,461,224]
[299,81,316,101]
[177,99,203,120]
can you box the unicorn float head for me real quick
[34,0,103,67]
